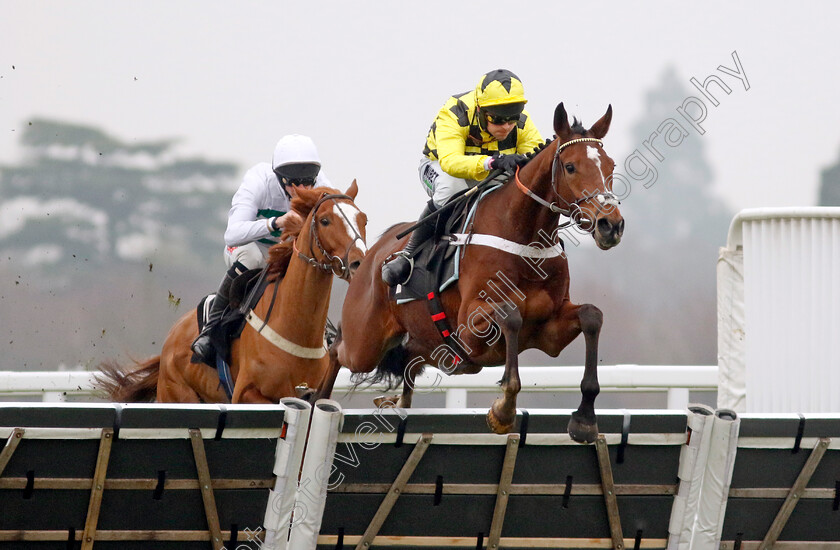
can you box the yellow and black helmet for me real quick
[474,69,527,129]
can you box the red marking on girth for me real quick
[431,312,446,321]
[441,330,450,337]
[427,292,435,300]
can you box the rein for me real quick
[514,137,619,226]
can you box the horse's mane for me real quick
[571,117,587,135]
[378,223,404,240]
[265,193,310,281]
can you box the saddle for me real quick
[392,182,503,304]
[194,268,269,395]
[390,182,506,364]
[193,267,339,400]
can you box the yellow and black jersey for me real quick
[422,91,544,181]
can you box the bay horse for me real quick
[317,104,623,443]
[98,181,367,404]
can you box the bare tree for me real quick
[0,118,238,370]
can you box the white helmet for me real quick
[272,134,321,171]
[271,135,322,191]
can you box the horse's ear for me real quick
[554,102,572,141]
[288,184,319,216]
[589,104,613,139]
[345,179,358,200]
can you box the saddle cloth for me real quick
[392,183,504,304]
[194,268,267,368]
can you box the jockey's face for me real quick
[486,119,517,141]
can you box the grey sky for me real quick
[2,1,839,238]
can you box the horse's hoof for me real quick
[295,384,317,402]
[486,409,514,435]
[567,411,598,444]
[373,395,399,408]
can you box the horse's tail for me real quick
[95,357,160,402]
[353,344,413,391]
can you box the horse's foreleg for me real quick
[232,375,274,404]
[314,329,343,402]
[486,302,523,434]
[568,303,602,444]
[234,386,274,404]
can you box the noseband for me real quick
[293,193,363,279]
[514,137,619,227]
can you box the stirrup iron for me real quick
[384,250,415,285]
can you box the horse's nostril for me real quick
[349,261,361,273]
[597,218,612,234]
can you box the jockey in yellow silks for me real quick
[382,69,544,286]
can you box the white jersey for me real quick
[223,162,331,248]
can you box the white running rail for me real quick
[0,365,718,409]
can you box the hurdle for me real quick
[315,407,840,550]
[0,399,324,550]
[3,403,840,549]
[317,408,688,549]
[717,413,840,549]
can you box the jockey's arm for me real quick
[435,111,491,182]
[224,168,275,248]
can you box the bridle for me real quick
[514,137,620,227]
[292,192,364,280]
[246,191,362,361]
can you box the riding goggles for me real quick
[273,162,320,186]
[485,112,520,125]
[285,177,317,186]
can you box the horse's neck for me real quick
[259,237,332,348]
[480,154,559,242]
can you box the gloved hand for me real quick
[273,210,303,231]
[490,154,528,174]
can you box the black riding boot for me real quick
[191,264,239,365]
[381,200,437,287]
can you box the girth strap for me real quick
[448,233,565,259]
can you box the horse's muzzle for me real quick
[594,217,624,249]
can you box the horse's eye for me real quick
[565,163,575,174]
[319,217,330,226]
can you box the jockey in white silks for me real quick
[191,134,332,366]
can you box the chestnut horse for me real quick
[98,181,367,404]
[317,104,623,443]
